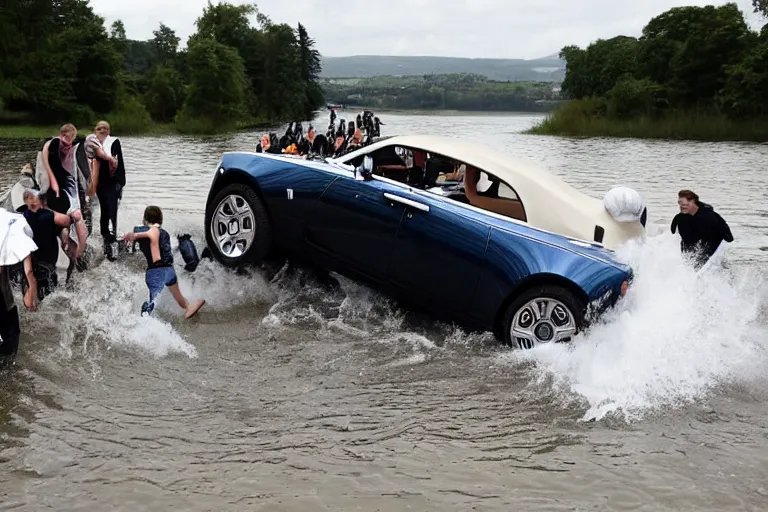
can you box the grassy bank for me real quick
[0,107,283,139]
[525,100,768,142]
[0,118,281,139]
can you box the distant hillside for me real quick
[320,55,565,82]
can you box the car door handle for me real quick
[383,193,430,212]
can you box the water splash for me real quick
[21,250,274,360]
[501,232,768,422]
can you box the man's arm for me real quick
[715,212,734,243]
[125,227,161,262]
[41,140,59,196]
[51,210,72,228]
[124,231,146,243]
[86,136,113,163]
[113,139,126,188]
[123,227,154,240]
[23,255,37,311]
[671,213,680,234]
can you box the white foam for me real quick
[156,258,275,315]
[36,263,198,359]
[499,232,768,422]
[25,247,274,360]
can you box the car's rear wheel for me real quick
[205,183,272,267]
[501,285,585,349]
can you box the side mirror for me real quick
[355,155,374,181]
[362,155,373,174]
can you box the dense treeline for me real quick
[322,74,562,112]
[529,2,768,140]
[0,0,324,134]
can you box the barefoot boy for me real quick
[122,206,205,319]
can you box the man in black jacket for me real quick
[89,121,126,260]
[671,189,734,269]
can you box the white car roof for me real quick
[338,134,597,207]
[335,134,647,249]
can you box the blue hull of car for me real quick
[205,152,632,342]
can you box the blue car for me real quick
[204,135,645,348]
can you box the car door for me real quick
[385,187,491,317]
[303,172,408,282]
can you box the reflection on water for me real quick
[0,112,767,511]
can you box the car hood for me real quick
[488,216,632,274]
[560,238,632,273]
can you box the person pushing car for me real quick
[671,189,733,268]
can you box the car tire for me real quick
[205,183,272,268]
[501,285,585,349]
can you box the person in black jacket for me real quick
[21,189,73,299]
[88,121,126,260]
[0,263,22,359]
[671,189,734,269]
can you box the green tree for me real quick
[110,20,128,57]
[559,37,638,100]
[152,23,180,65]
[297,23,324,117]
[190,2,263,118]
[6,0,122,121]
[175,38,248,131]
[144,65,185,122]
[192,1,258,49]
[606,77,665,118]
[638,4,754,105]
[260,23,305,120]
[559,45,588,99]
[721,44,768,118]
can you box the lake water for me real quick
[1,111,767,511]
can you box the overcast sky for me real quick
[90,0,763,60]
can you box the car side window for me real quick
[455,164,527,222]
[497,182,519,201]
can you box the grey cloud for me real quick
[91,0,763,59]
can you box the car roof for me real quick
[336,134,597,206]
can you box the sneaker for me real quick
[141,301,155,317]
[106,241,119,261]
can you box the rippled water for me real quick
[1,112,767,510]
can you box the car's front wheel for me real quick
[205,183,272,268]
[501,285,585,349]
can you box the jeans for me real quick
[142,266,178,316]
[97,183,121,245]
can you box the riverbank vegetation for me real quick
[0,1,324,137]
[527,2,768,141]
[322,74,563,112]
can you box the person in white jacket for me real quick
[0,209,39,358]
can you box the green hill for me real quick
[319,55,565,81]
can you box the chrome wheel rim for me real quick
[511,298,576,350]
[210,194,255,258]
